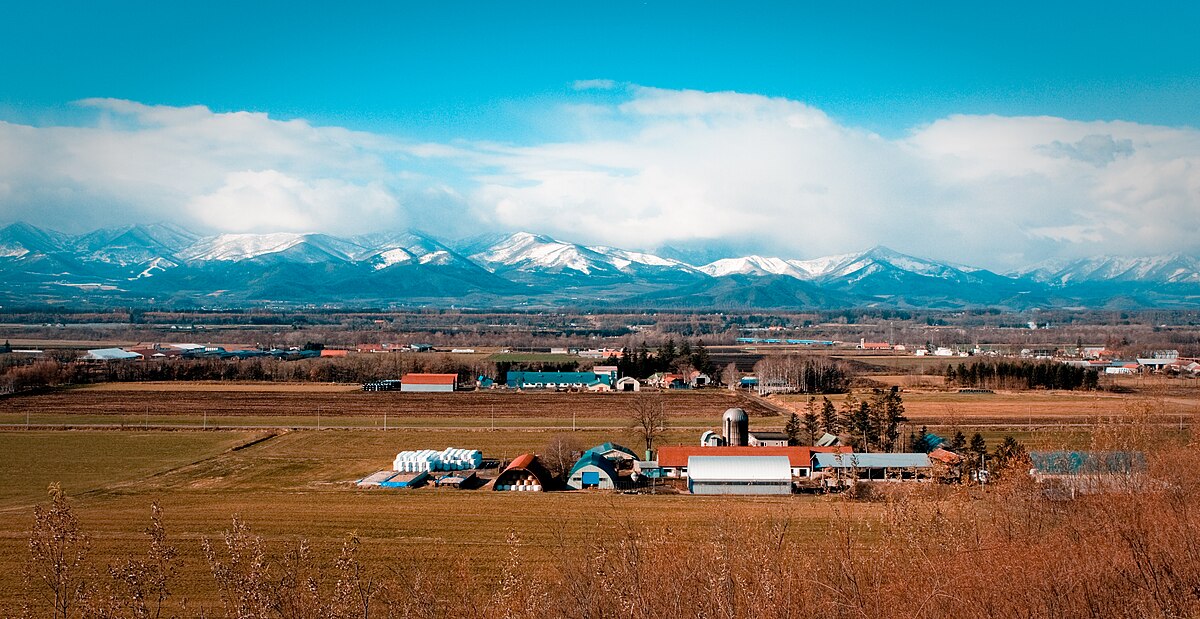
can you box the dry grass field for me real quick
[0,428,858,614]
[3,382,1200,615]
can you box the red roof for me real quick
[401,373,458,385]
[928,447,962,464]
[657,445,851,468]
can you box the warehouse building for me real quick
[400,373,458,392]
[659,445,851,478]
[505,371,613,389]
[566,452,620,490]
[687,456,793,495]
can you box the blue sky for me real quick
[4,2,1197,138]
[1,2,1198,268]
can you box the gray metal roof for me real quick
[812,452,932,469]
[687,456,791,482]
[83,347,142,360]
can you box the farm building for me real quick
[748,431,790,447]
[566,452,620,490]
[658,446,851,478]
[687,456,793,495]
[505,371,612,389]
[615,376,641,392]
[1029,450,1148,497]
[592,365,619,383]
[401,373,458,392]
[363,379,402,392]
[493,454,554,491]
[812,452,933,485]
[379,471,430,488]
[433,471,478,489]
[585,442,640,464]
[82,347,142,361]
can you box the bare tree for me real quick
[722,362,740,390]
[629,395,667,456]
[25,483,90,619]
[542,434,582,483]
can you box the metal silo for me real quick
[722,407,749,446]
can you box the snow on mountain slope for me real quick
[1022,255,1200,285]
[470,232,617,275]
[369,247,417,270]
[0,222,71,258]
[699,255,811,279]
[176,233,366,263]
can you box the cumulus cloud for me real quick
[0,88,1198,269]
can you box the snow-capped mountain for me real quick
[2,221,1200,308]
[1017,255,1200,285]
[175,232,367,263]
[468,232,701,279]
[700,255,812,279]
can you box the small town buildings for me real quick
[812,452,934,485]
[566,452,620,490]
[748,431,790,447]
[615,376,641,392]
[687,456,793,495]
[400,373,458,392]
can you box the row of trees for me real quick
[784,387,907,452]
[613,339,717,381]
[946,361,1100,390]
[753,355,851,394]
[0,354,496,393]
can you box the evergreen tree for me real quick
[784,413,802,446]
[691,340,715,377]
[993,435,1027,470]
[969,433,987,457]
[949,430,967,452]
[802,397,820,445]
[820,397,839,436]
[912,426,932,452]
[1,339,10,354]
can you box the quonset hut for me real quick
[493,454,554,492]
[566,452,620,490]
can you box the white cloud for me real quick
[188,171,400,234]
[0,88,1198,269]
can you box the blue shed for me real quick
[566,452,620,490]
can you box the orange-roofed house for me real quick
[400,373,458,392]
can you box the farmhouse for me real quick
[400,373,457,392]
[82,347,143,361]
[687,456,793,495]
[566,452,620,490]
[493,454,553,491]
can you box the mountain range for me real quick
[2,221,1199,309]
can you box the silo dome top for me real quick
[722,407,748,422]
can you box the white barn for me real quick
[686,456,792,495]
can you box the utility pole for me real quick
[384,410,387,431]
[317,405,321,430]
[203,410,207,429]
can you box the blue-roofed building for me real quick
[1029,451,1146,476]
[1029,451,1148,497]
[566,452,620,490]
[812,452,934,485]
[584,442,640,464]
[506,371,611,389]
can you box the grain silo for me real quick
[722,407,749,447]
